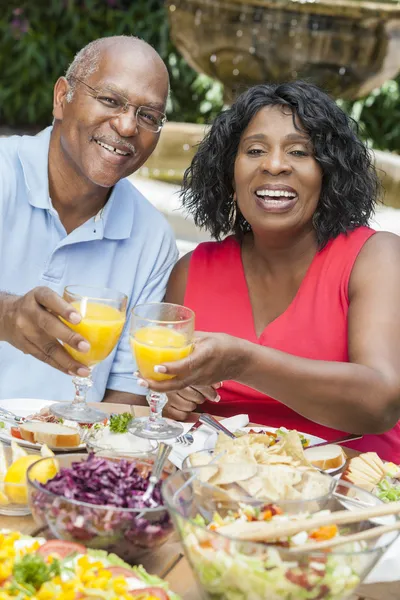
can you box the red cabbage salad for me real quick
[41,454,163,508]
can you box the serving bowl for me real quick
[183,453,337,507]
[85,432,158,458]
[27,453,174,562]
[162,466,399,600]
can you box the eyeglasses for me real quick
[68,76,167,133]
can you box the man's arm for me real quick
[103,389,147,405]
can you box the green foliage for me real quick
[338,78,400,154]
[0,0,398,153]
[0,0,223,128]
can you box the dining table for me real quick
[0,401,397,600]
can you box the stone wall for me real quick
[140,121,400,209]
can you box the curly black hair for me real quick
[181,80,380,247]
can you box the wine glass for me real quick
[129,302,195,439]
[50,285,128,424]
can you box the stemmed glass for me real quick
[50,285,128,424]
[129,302,195,439]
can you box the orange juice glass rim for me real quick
[132,302,195,325]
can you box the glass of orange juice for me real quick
[50,285,127,424]
[129,302,194,439]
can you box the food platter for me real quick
[0,530,179,599]
[0,398,86,452]
[238,425,325,447]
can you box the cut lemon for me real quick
[4,455,39,504]
[0,488,9,505]
[28,457,59,485]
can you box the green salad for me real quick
[179,503,367,600]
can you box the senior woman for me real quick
[138,81,400,461]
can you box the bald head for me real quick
[65,35,169,101]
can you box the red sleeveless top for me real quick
[184,226,400,462]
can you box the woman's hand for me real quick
[163,384,222,421]
[137,332,244,393]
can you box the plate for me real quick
[0,398,86,452]
[238,426,326,447]
[240,427,347,474]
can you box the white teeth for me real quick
[95,140,129,156]
[256,190,296,198]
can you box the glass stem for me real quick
[72,374,93,410]
[147,391,168,423]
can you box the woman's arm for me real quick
[164,252,192,304]
[144,233,400,434]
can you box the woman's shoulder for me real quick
[327,226,375,249]
[348,228,400,299]
[328,226,400,260]
[352,229,400,269]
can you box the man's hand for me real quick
[163,384,221,421]
[1,287,91,376]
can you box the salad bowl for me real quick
[26,453,174,562]
[162,467,400,600]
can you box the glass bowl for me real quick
[27,453,174,562]
[162,466,399,600]
[183,454,337,507]
[0,445,41,516]
[85,430,158,458]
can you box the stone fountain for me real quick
[167,0,400,101]
[140,0,400,208]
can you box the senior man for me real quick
[0,35,180,406]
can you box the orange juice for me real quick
[63,301,125,367]
[131,326,192,381]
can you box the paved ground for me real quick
[130,174,400,256]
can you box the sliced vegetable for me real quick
[106,566,138,578]
[377,478,400,503]
[10,427,22,439]
[129,588,168,599]
[36,540,87,559]
[40,454,163,508]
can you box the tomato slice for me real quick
[106,566,139,578]
[36,540,87,559]
[129,588,168,599]
[10,427,22,439]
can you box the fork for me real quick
[175,419,204,446]
[141,442,172,506]
[175,413,236,446]
[0,407,29,425]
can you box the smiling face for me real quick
[233,105,322,238]
[52,40,169,189]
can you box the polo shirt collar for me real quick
[17,126,52,210]
[17,126,134,241]
[101,181,135,240]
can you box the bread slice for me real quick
[304,445,345,470]
[19,422,81,448]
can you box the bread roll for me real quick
[304,444,345,470]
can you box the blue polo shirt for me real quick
[0,127,178,402]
